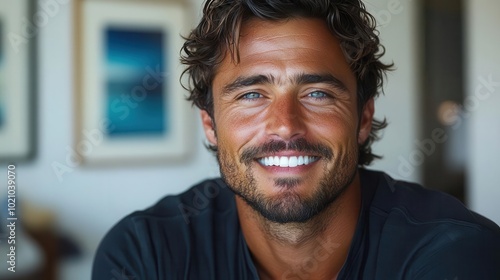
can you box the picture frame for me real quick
[74,0,193,164]
[0,0,36,162]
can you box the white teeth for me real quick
[297,156,304,165]
[279,157,288,167]
[258,155,319,167]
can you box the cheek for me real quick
[308,104,360,142]
[309,120,357,149]
[215,107,264,153]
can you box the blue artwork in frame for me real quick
[0,20,4,129]
[104,27,168,137]
[0,0,36,161]
[78,0,191,163]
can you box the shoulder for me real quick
[361,169,500,232]
[138,177,234,223]
[108,177,234,233]
[359,169,500,279]
[92,178,236,279]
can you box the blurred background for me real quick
[0,0,498,279]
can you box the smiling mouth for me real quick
[257,156,320,167]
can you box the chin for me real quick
[240,182,342,224]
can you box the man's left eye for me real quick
[241,92,262,99]
[308,91,329,98]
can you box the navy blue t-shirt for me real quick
[92,169,500,279]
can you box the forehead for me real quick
[238,17,336,52]
[213,17,356,93]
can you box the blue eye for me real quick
[241,92,262,99]
[308,91,328,98]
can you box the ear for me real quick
[200,110,217,146]
[358,98,374,144]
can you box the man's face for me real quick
[201,17,374,223]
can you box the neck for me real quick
[236,172,362,280]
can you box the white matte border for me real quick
[79,0,192,164]
[0,0,32,160]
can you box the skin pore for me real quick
[201,17,374,279]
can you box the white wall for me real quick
[15,0,218,278]
[364,0,421,184]
[466,0,500,225]
[10,0,422,278]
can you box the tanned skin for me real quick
[201,17,374,280]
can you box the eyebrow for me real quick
[294,73,349,92]
[221,73,349,96]
[222,74,274,96]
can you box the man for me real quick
[93,0,500,279]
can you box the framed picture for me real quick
[0,0,36,162]
[74,0,193,164]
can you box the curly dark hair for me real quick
[180,0,392,166]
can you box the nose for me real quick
[265,95,306,141]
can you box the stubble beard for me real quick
[217,141,359,225]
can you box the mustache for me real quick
[240,138,333,165]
